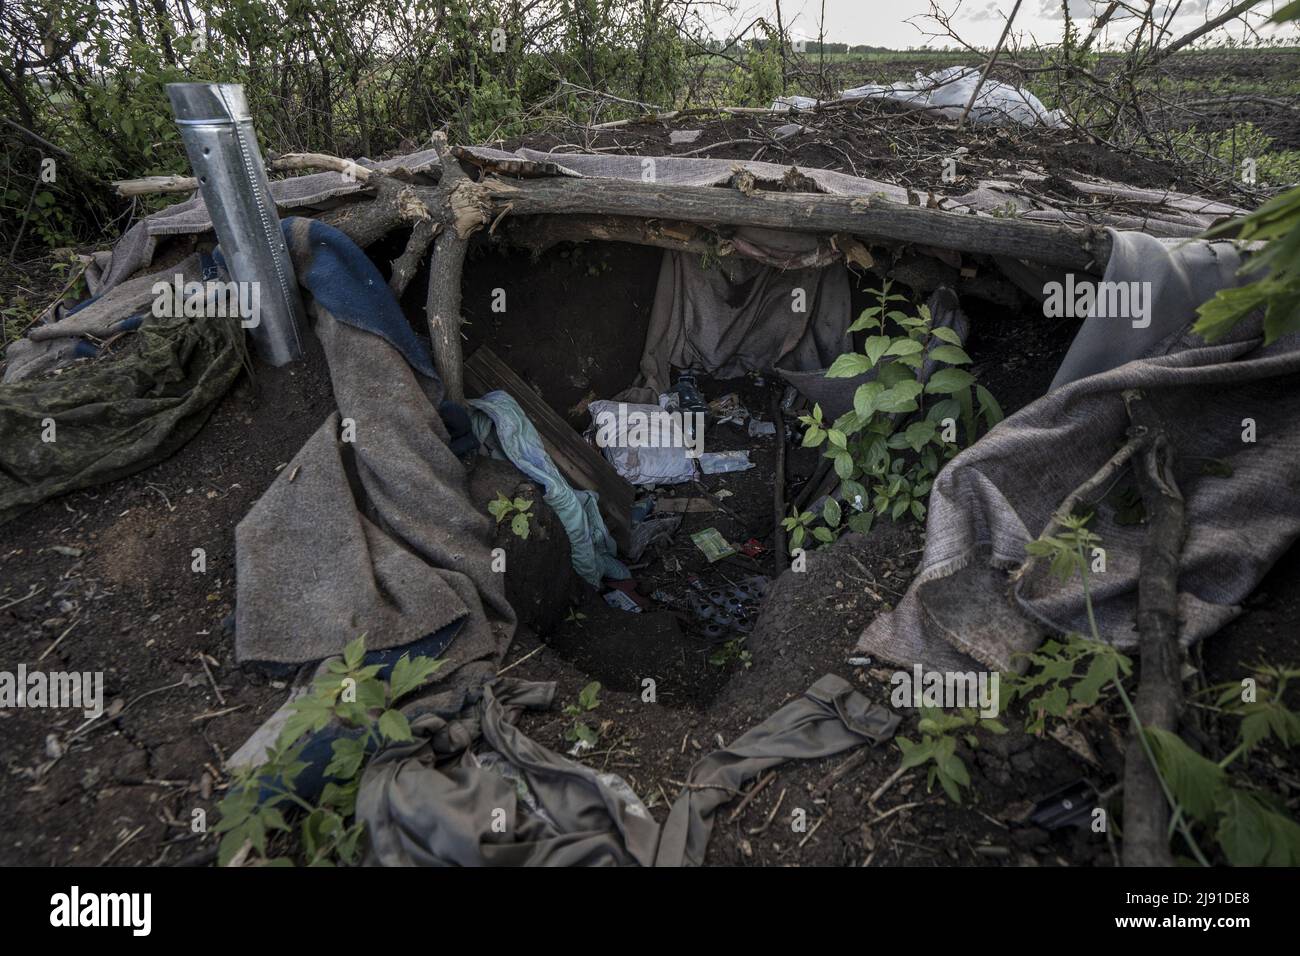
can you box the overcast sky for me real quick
[697,1,1297,50]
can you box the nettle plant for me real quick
[789,281,1002,552]
[1009,515,1300,865]
[214,635,442,867]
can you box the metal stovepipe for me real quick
[167,82,306,365]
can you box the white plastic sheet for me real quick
[774,66,1066,128]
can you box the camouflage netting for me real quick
[0,316,244,525]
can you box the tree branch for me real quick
[481,175,1112,271]
[423,138,488,402]
[1121,389,1187,867]
[388,217,439,299]
[1146,0,1264,68]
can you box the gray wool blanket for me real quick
[234,218,514,686]
[857,231,1300,672]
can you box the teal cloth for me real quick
[467,390,628,587]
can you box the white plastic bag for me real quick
[588,399,699,486]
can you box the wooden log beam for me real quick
[123,151,1114,276]
[319,177,412,247]
[427,226,469,403]
[480,175,1112,272]
[1122,389,1187,867]
[501,214,718,257]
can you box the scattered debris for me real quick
[708,392,747,426]
[690,527,736,563]
[602,590,641,612]
[699,450,754,475]
[587,398,698,486]
[1028,780,1099,831]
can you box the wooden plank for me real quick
[482,175,1113,272]
[464,345,634,554]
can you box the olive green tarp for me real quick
[0,317,242,525]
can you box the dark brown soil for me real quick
[0,337,336,866]
[459,241,663,428]
[507,105,1211,197]
[1,101,1296,868]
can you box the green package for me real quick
[691,527,736,563]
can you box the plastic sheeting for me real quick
[775,66,1066,128]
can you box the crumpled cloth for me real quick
[2,253,206,384]
[620,228,852,404]
[0,311,243,526]
[857,231,1300,672]
[467,390,628,587]
[357,673,898,866]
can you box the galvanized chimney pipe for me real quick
[167,82,306,365]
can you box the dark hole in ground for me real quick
[420,237,1083,709]
[461,240,663,427]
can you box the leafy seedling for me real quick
[488,492,534,539]
[797,282,1003,552]
[895,707,1006,804]
[563,680,602,748]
